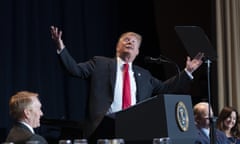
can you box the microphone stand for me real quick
[205,59,216,144]
[158,55,181,79]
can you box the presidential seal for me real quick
[176,101,189,131]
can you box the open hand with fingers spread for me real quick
[185,52,204,73]
[50,26,65,50]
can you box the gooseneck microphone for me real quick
[144,55,181,79]
[144,56,172,64]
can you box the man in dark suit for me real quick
[6,91,47,144]
[50,26,204,140]
[193,102,230,144]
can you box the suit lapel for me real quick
[133,66,142,102]
[15,122,33,133]
[109,61,145,102]
[109,58,117,97]
[199,128,210,142]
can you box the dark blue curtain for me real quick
[0,0,215,141]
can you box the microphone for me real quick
[144,55,181,79]
[144,56,171,64]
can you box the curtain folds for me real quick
[216,0,240,111]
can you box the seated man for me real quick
[193,102,229,144]
[6,91,47,144]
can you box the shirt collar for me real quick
[19,121,35,134]
[200,128,209,137]
[117,57,132,70]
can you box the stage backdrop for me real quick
[0,0,215,141]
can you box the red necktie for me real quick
[122,63,131,109]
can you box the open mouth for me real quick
[125,45,133,49]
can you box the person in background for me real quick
[5,91,47,144]
[217,106,240,144]
[50,26,204,140]
[193,102,229,144]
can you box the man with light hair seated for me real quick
[193,102,229,144]
[6,91,47,144]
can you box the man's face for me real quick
[197,108,213,128]
[116,33,140,62]
[26,97,43,128]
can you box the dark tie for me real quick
[122,63,131,109]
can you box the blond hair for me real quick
[119,32,142,44]
[9,91,39,120]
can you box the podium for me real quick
[115,94,197,144]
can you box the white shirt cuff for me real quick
[57,48,64,54]
[184,68,194,80]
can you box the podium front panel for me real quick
[115,94,197,144]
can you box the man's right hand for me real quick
[50,26,65,50]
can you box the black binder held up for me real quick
[114,94,197,144]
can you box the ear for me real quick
[23,108,31,118]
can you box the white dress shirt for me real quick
[201,128,210,138]
[107,57,137,114]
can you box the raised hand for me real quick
[50,26,65,50]
[185,52,204,73]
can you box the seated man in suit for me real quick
[6,91,47,144]
[193,102,229,144]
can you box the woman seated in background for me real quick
[217,106,240,144]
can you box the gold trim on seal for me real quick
[176,101,189,131]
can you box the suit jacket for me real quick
[60,48,192,137]
[195,127,229,144]
[6,122,47,144]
